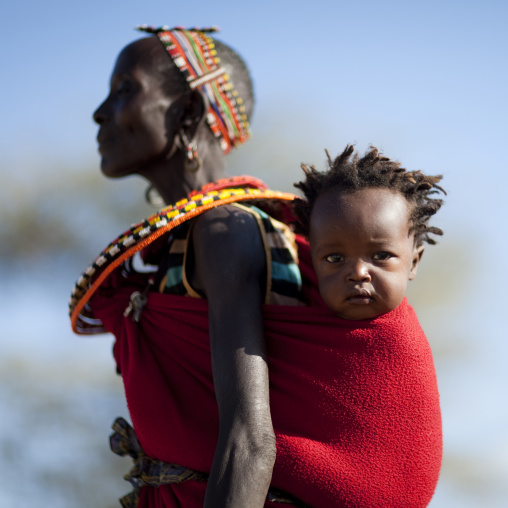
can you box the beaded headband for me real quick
[137,25,250,154]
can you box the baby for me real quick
[294,144,445,319]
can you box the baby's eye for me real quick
[325,253,344,263]
[372,252,392,261]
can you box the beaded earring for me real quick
[179,129,202,173]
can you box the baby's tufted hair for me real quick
[294,145,446,246]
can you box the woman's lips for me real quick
[97,137,114,153]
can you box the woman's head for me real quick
[93,26,254,185]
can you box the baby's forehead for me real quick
[315,186,409,211]
[311,187,412,231]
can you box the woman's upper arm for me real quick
[191,204,269,412]
[191,205,276,507]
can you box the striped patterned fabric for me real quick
[158,204,305,306]
[156,224,192,296]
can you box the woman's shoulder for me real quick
[192,204,265,257]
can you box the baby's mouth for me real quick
[346,289,373,305]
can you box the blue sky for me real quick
[2,0,506,265]
[1,1,508,505]
[2,0,506,184]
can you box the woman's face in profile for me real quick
[93,40,179,178]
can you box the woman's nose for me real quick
[347,259,371,283]
[93,98,109,125]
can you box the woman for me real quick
[71,26,442,508]
[88,26,304,508]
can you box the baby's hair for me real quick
[294,145,446,246]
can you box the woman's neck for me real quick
[139,136,226,205]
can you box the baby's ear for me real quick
[409,244,425,280]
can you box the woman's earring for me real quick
[144,184,164,207]
[179,129,202,173]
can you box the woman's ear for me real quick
[409,244,425,280]
[181,90,208,138]
[170,90,209,154]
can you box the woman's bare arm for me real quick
[191,205,276,508]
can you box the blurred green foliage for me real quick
[0,163,156,267]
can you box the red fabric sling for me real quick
[89,235,442,507]
[71,179,442,506]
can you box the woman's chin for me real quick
[100,158,134,179]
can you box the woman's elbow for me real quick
[249,429,277,472]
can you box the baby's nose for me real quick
[347,259,371,282]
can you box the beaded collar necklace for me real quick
[137,25,250,154]
[69,176,296,334]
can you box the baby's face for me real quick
[309,187,422,320]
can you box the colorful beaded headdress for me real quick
[137,25,250,154]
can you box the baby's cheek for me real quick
[320,278,342,310]
[384,280,407,310]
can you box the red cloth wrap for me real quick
[90,239,442,507]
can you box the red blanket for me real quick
[90,243,442,507]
